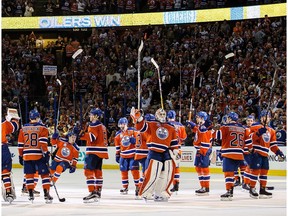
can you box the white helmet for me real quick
[155,108,166,123]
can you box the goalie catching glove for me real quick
[130,107,143,123]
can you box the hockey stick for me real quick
[71,49,83,122]
[9,67,23,126]
[179,57,182,122]
[137,40,144,109]
[208,53,234,116]
[263,56,279,127]
[47,163,66,202]
[55,79,62,131]
[151,58,164,109]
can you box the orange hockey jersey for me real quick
[190,123,212,155]
[135,132,149,161]
[249,123,279,157]
[135,120,178,153]
[216,123,246,160]
[2,119,19,144]
[18,122,49,161]
[114,127,139,159]
[51,138,79,167]
[80,121,109,159]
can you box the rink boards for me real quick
[10,146,286,176]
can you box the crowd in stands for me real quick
[2,14,286,146]
[2,0,285,17]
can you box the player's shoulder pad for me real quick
[166,122,176,128]
[73,143,80,151]
[115,130,122,136]
[127,127,136,131]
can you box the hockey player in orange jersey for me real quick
[79,108,109,202]
[247,110,285,199]
[186,111,212,196]
[167,110,187,193]
[216,111,248,201]
[18,110,53,203]
[2,109,20,203]
[241,115,255,191]
[134,114,155,188]
[131,107,179,202]
[50,130,79,184]
[114,117,141,199]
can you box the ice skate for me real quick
[259,187,272,199]
[234,178,241,187]
[195,187,209,196]
[154,195,168,202]
[242,183,250,192]
[33,189,40,197]
[220,189,233,201]
[135,186,141,200]
[249,187,259,199]
[83,191,99,203]
[5,192,14,204]
[44,189,53,204]
[120,188,128,195]
[28,189,34,203]
[170,182,179,194]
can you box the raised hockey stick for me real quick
[263,56,279,126]
[55,79,62,131]
[179,57,182,122]
[137,40,144,109]
[188,64,197,121]
[72,48,83,59]
[151,58,164,109]
[208,53,234,116]
[9,67,23,126]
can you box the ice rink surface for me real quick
[2,168,287,216]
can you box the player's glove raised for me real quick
[256,127,267,137]
[186,121,196,128]
[130,107,143,123]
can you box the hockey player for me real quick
[79,108,109,202]
[134,114,155,187]
[2,109,20,203]
[247,110,285,199]
[114,117,141,198]
[241,115,255,191]
[131,107,179,202]
[186,111,212,196]
[50,130,79,183]
[216,111,247,201]
[18,110,53,203]
[234,115,255,188]
[167,110,187,193]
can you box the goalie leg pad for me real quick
[139,159,163,199]
[154,159,174,198]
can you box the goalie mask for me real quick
[155,108,166,123]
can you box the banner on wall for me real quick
[1,3,286,29]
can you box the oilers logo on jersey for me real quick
[156,127,169,140]
[262,132,271,143]
[61,147,71,157]
[121,136,131,147]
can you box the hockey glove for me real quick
[130,137,136,145]
[256,127,267,137]
[115,155,120,164]
[186,121,196,129]
[69,166,76,173]
[19,156,23,166]
[52,132,59,139]
[276,150,285,162]
[130,107,143,123]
